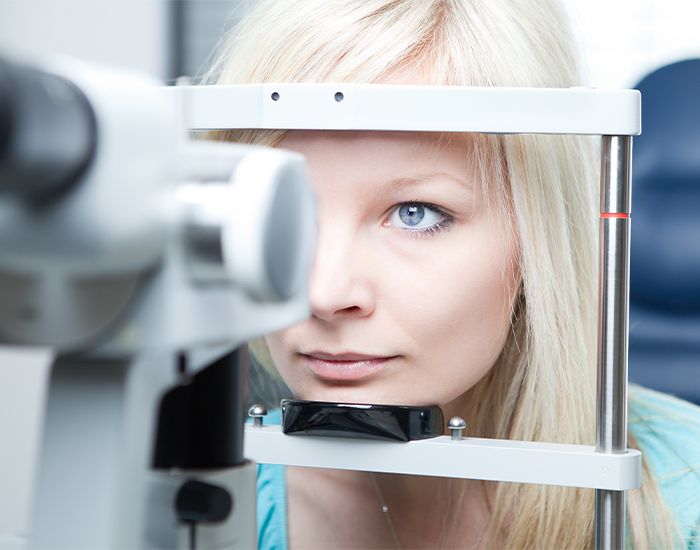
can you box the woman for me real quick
[206,0,700,547]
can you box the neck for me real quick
[287,459,492,549]
[360,391,493,547]
[370,472,491,548]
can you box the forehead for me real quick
[279,130,469,152]
[276,131,482,207]
[278,130,473,176]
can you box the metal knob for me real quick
[248,404,268,427]
[448,416,467,440]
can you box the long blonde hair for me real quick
[205,0,679,547]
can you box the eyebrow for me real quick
[383,171,473,192]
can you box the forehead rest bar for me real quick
[170,83,641,136]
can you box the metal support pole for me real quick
[595,135,632,549]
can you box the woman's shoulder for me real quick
[629,384,700,465]
[629,385,700,546]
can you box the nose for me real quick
[308,223,375,322]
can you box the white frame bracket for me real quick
[244,425,641,491]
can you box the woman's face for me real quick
[265,130,520,409]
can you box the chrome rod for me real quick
[600,136,633,214]
[595,135,632,550]
[596,488,626,549]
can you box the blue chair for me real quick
[628,59,700,404]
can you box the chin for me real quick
[294,383,426,407]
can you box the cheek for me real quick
[383,223,518,392]
[390,221,516,326]
[264,330,313,397]
[264,331,289,375]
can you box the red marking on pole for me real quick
[600,212,630,219]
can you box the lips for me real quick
[304,351,390,361]
[299,351,397,381]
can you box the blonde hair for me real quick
[205,0,679,547]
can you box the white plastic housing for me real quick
[0,56,178,275]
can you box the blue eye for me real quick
[399,204,427,226]
[387,202,453,236]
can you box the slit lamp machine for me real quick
[0,54,640,550]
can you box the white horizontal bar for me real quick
[244,425,641,491]
[172,83,641,136]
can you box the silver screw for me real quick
[248,404,268,427]
[448,416,467,441]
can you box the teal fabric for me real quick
[628,386,700,548]
[256,386,700,550]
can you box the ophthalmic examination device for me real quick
[0,53,640,550]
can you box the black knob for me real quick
[175,479,233,524]
[0,57,97,202]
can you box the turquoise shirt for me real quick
[256,386,700,549]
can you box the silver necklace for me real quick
[369,472,402,549]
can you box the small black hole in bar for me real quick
[271,92,280,101]
[334,91,344,102]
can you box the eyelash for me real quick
[389,202,455,238]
